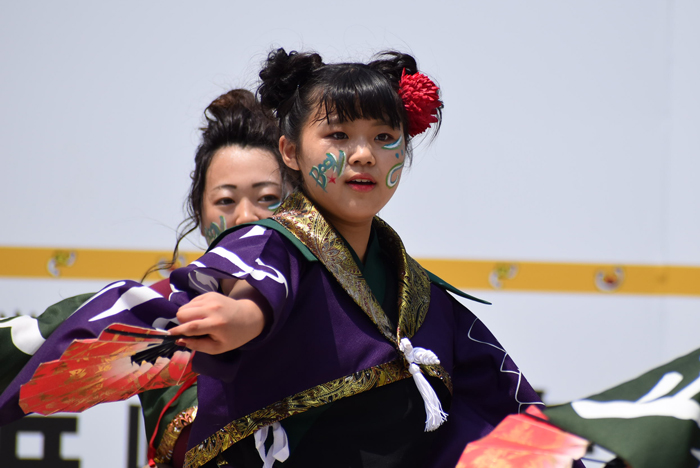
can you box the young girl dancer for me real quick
[0,49,542,468]
[165,49,543,467]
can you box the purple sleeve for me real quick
[452,310,543,422]
[169,225,302,345]
[429,291,545,467]
[168,225,304,379]
[0,224,298,426]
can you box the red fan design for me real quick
[19,323,196,415]
[456,406,589,468]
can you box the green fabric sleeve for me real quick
[0,292,95,393]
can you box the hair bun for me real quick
[258,48,324,112]
[368,51,418,88]
[203,89,257,131]
[208,88,257,113]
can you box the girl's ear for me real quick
[279,136,300,171]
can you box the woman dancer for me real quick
[143,87,288,468]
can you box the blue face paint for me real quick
[382,134,403,150]
[204,215,227,245]
[386,162,404,188]
[309,150,347,192]
[268,199,281,211]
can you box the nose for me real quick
[347,141,375,166]
[233,198,260,225]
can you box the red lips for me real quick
[346,174,376,192]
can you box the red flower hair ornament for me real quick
[398,69,442,137]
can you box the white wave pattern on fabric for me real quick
[399,337,448,431]
[167,281,181,301]
[691,448,700,462]
[188,270,219,294]
[572,371,700,429]
[88,285,164,322]
[0,316,45,355]
[254,422,289,468]
[208,247,289,297]
[73,281,126,315]
[467,318,544,412]
[240,225,267,238]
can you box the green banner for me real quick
[545,348,700,468]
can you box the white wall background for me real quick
[2,1,699,465]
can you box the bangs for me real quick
[311,65,405,129]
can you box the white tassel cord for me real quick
[254,422,290,468]
[399,337,448,431]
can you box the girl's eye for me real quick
[215,197,234,206]
[329,132,348,140]
[376,133,393,142]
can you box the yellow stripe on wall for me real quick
[418,259,700,296]
[1,247,699,296]
[0,247,201,282]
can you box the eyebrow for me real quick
[212,181,281,191]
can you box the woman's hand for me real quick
[167,280,268,354]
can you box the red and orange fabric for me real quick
[456,406,588,468]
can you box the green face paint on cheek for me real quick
[308,150,346,192]
[204,215,227,245]
[386,162,404,189]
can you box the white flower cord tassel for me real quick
[399,337,448,432]
[254,422,290,468]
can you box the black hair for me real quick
[143,89,287,281]
[258,48,442,184]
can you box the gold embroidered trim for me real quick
[272,192,396,343]
[372,218,431,339]
[184,359,413,468]
[154,406,197,464]
[272,192,431,343]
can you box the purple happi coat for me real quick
[175,193,543,467]
[0,192,543,468]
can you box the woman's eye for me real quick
[215,197,234,206]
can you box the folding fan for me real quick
[19,323,195,415]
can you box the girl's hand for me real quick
[168,280,268,354]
